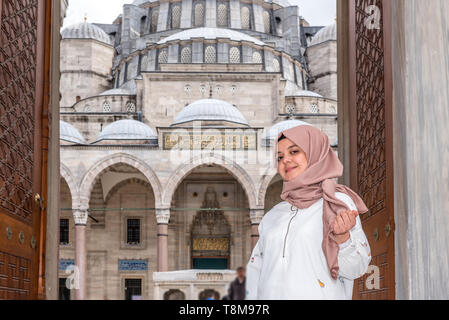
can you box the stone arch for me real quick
[257,169,280,207]
[162,154,257,209]
[60,162,80,209]
[79,153,163,208]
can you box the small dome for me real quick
[264,120,312,142]
[97,120,157,141]
[61,22,112,45]
[158,28,265,46]
[309,23,336,47]
[100,80,137,96]
[60,121,85,144]
[285,81,323,98]
[172,99,249,127]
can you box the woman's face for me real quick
[277,138,309,182]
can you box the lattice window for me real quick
[252,51,262,64]
[60,219,69,245]
[217,3,228,27]
[125,279,142,300]
[286,104,296,115]
[310,103,319,113]
[158,49,168,64]
[127,219,141,245]
[205,45,216,63]
[171,4,181,29]
[103,101,111,112]
[263,10,271,33]
[229,47,240,63]
[126,101,136,113]
[181,47,192,63]
[194,2,205,27]
[272,58,280,72]
[151,8,159,33]
[241,6,251,29]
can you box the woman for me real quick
[246,125,371,300]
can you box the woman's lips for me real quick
[285,167,297,173]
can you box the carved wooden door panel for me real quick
[348,0,395,299]
[0,0,50,300]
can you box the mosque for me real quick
[58,0,338,300]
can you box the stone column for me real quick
[73,209,88,300]
[156,209,170,272]
[250,209,265,249]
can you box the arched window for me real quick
[310,103,319,113]
[181,47,192,63]
[171,4,181,29]
[158,49,168,64]
[126,101,136,113]
[151,8,159,33]
[272,58,280,72]
[194,2,205,27]
[205,46,216,63]
[241,6,251,29]
[103,101,111,113]
[263,11,271,33]
[229,47,240,63]
[252,51,262,64]
[140,16,147,35]
[217,3,228,27]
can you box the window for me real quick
[194,2,204,27]
[59,278,71,300]
[125,279,142,300]
[252,51,262,64]
[60,219,69,245]
[127,219,141,245]
[126,101,136,113]
[229,47,240,63]
[158,49,168,64]
[103,100,111,113]
[217,3,228,27]
[263,11,271,33]
[171,4,181,29]
[181,47,192,63]
[241,6,251,29]
[205,45,216,63]
[310,103,319,113]
[151,8,159,33]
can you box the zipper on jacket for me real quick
[283,206,299,258]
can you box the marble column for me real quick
[250,209,265,249]
[156,208,170,272]
[73,209,88,300]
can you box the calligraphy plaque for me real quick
[163,131,257,150]
[193,238,229,251]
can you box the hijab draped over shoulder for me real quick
[278,125,368,280]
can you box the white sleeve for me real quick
[245,223,264,300]
[336,193,372,281]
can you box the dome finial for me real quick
[84,13,88,22]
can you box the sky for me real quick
[63,0,336,28]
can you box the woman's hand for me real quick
[332,210,359,244]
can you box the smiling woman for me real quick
[246,125,371,300]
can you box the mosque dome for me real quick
[263,119,312,143]
[172,99,249,127]
[60,121,85,144]
[284,81,323,98]
[97,120,158,142]
[61,22,113,45]
[309,22,337,47]
[158,28,265,46]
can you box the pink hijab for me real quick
[278,125,368,280]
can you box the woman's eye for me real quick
[291,150,298,155]
[277,156,283,161]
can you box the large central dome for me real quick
[172,99,249,126]
[158,28,265,46]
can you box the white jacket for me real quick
[246,192,371,300]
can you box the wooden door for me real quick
[0,0,51,300]
[347,0,395,299]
